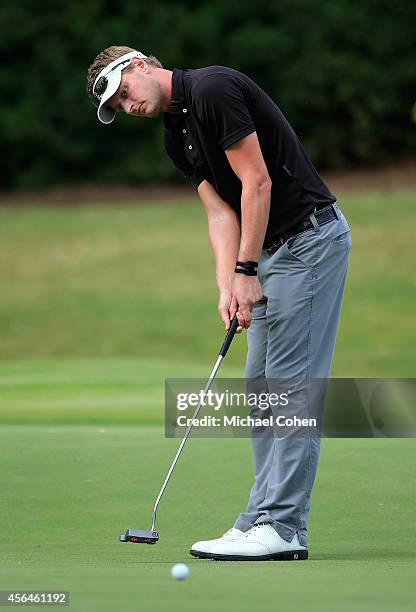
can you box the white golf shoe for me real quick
[209,523,308,561]
[190,527,246,559]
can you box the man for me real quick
[87,46,351,561]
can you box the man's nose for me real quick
[122,100,134,114]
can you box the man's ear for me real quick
[131,57,148,73]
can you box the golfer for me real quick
[87,47,351,560]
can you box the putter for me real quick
[119,316,240,544]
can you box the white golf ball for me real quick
[171,563,190,580]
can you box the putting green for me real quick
[0,425,414,611]
[1,191,415,609]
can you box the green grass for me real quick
[0,358,240,424]
[0,191,415,611]
[0,426,415,611]
[0,190,415,374]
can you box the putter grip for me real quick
[219,317,239,357]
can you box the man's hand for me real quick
[218,289,239,331]
[232,274,263,332]
[218,276,263,333]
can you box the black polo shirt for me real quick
[163,66,336,244]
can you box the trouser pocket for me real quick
[283,230,320,271]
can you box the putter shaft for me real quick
[119,316,239,543]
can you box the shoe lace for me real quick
[246,523,273,537]
[222,528,235,537]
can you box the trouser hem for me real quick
[233,518,253,533]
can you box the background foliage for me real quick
[1,0,415,189]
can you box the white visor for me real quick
[92,50,148,125]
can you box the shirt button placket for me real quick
[182,107,195,161]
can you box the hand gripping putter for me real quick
[119,316,239,544]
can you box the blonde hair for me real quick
[86,45,163,96]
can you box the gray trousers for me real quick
[233,203,351,546]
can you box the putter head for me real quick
[119,528,159,544]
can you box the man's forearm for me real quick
[238,180,271,262]
[197,180,241,292]
[197,178,265,331]
[208,215,241,291]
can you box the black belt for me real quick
[263,203,338,255]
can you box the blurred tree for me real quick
[0,0,415,189]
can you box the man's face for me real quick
[108,60,164,119]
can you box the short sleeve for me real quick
[192,73,256,150]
